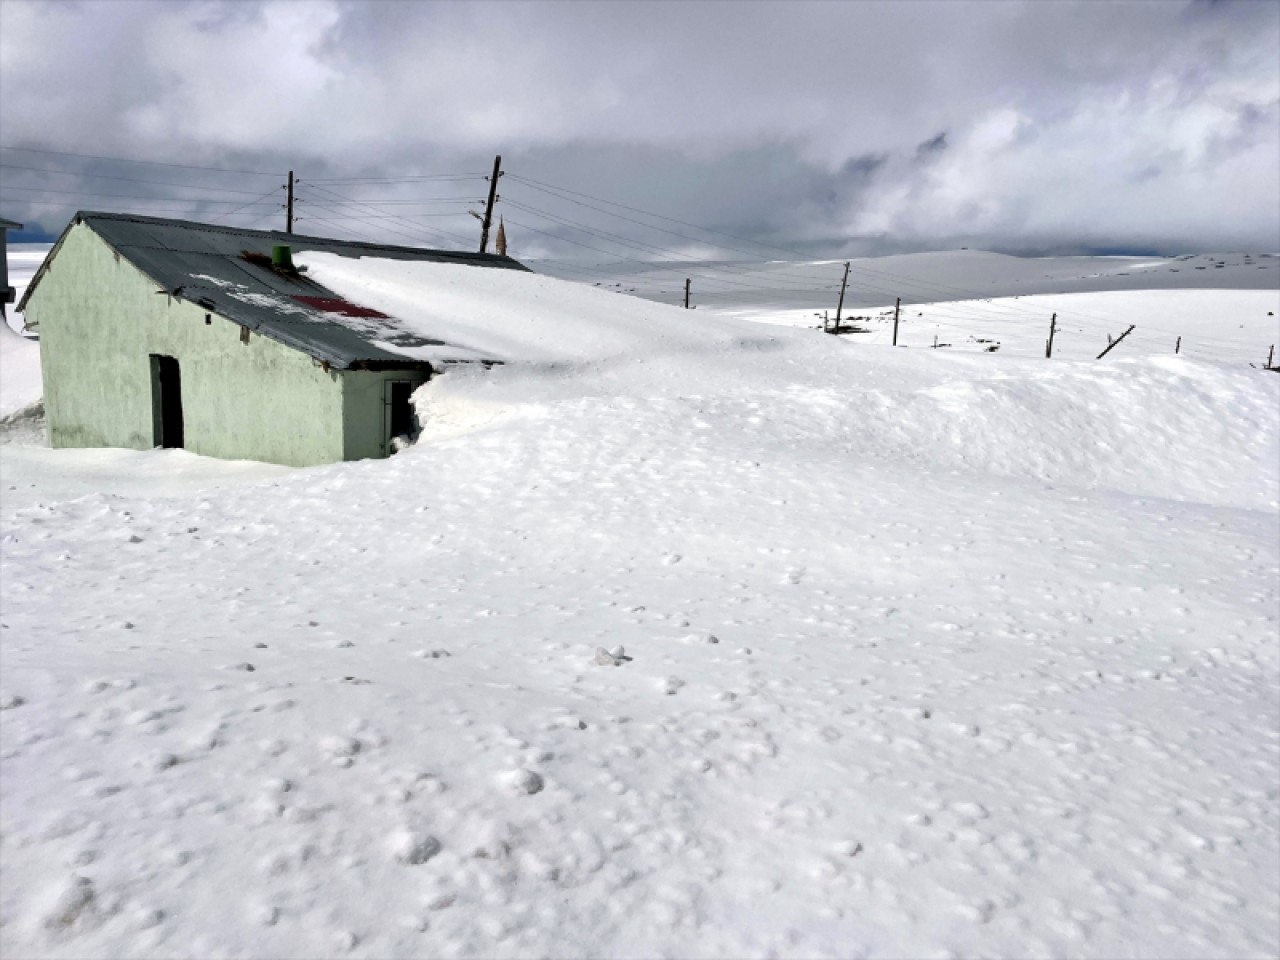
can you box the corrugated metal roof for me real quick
[21,212,529,370]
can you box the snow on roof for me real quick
[20,212,529,370]
[295,251,786,367]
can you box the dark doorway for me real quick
[150,355,184,448]
[384,379,417,453]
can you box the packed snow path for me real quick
[2,268,1278,957]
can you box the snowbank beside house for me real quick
[2,243,48,418]
[304,253,1279,511]
[0,322,41,419]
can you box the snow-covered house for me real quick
[18,212,527,466]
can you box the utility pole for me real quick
[1268,344,1275,369]
[1097,324,1135,359]
[834,261,850,327]
[1175,336,1181,355]
[892,297,901,346]
[479,155,503,254]
[684,278,691,309]
[286,170,295,234]
[1045,313,1057,358]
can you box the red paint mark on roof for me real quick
[292,295,390,319]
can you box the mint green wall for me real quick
[25,222,379,467]
[342,370,429,461]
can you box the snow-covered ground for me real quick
[710,289,1280,365]
[2,246,1278,958]
[1,244,46,419]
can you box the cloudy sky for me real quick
[1,0,1277,261]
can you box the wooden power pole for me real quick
[892,297,901,346]
[286,170,295,234]
[479,155,503,253]
[1045,313,1057,358]
[684,278,691,309]
[834,261,850,326]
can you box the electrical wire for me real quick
[1,184,280,206]
[0,144,281,177]
[506,172,1162,330]
[300,183,476,249]
[0,163,283,196]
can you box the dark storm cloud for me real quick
[0,0,1276,255]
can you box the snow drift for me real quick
[302,254,1279,511]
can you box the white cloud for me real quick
[0,0,1276,252]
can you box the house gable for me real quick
[26,222,348,466]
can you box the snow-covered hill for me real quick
[1,250,1278,958]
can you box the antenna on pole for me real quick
[479,155,503,253]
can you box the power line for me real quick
[0,144,281,177]
[300,183,475,249]
[0,162,282,196]
[304,174,487,184]
[506,175,1065,320]
[506,172,1147,329]
[209,185,289,225]
[0,185,279,207]
[499,197,860,295]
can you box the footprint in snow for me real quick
[41,875,99,933]
[388,829,442,865]
[595,646,631,666]
[681,632,719,645]
[503,768,544,795]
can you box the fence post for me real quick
[1097,325,1136,360]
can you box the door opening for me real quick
[150,355,184,448]
[383,379,417,454]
